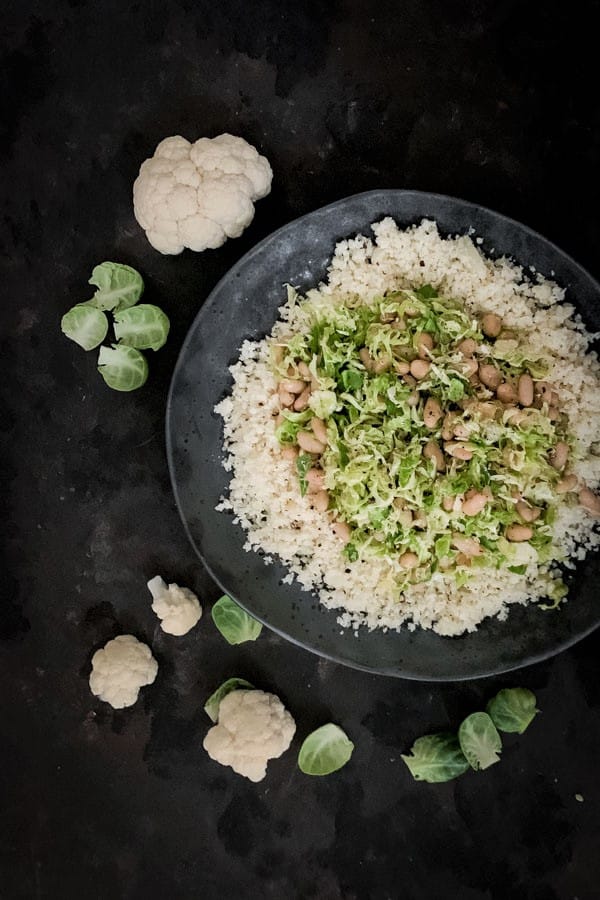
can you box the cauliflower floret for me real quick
[89,635,158,709]
[147,575,202,636]
[133,133,272,255]
[203,690,296,782]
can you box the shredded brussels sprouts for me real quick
[270,285,578,601]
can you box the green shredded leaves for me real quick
[343,543,359,563]
[97,344,149,392]
[298,724,354,775]
[297,453,313,497]
[61,305,108,350]
[486,688,539,734]
[458,712,502,771]
[309,390,337,419]
[211,595,263,645]
[414,284,438,300]
[203,678,255,723]
[269,283,571,600]
[113,304,170,351]
[89,262,144,311]
[401,733,470,783]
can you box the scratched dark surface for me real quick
[1,1,600,898]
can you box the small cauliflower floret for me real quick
[133,133,272,255]
[203,690,296,782]
[89,635,158,709]
[147,575,202,636]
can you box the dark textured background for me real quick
[2,1,600,898]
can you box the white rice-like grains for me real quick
[215,219,600,635]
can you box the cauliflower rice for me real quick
[215,219,600,636]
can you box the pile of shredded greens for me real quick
[271,286,573,606]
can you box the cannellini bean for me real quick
[311,490,330,513]
[281,446,298,461]
[404,306,420,318]
[396,508,413,529]
[555,474,578,494]
[497,382,518,404]
[372,354,392,374]
[306,468,325,493]
[461,358,479,377]
[481,313,503,338]
[548,406,561,422]
[280,379,305,394]
[462,492,489,516]
[506,524,533,542]
[457,338,477,357]
[516,501,541,523]
[297,430,325,454]
[453,422,470,440]
[297,361,311,379]
[403,374,418,389]
[441,414,455,441]
[535,381,553,402]
[275,413,284,427]
[415,332,434,359]
[479,364,502,390]
[451,533,483,556]
[293,386,311,411]
[279,387,295,408]
[359,348,374,371]
[399,551,419,570]
[410,359,431,380]
[518,373,534,407]
[549,441,569,471]
[394,360,411,375]
[456,553,473,567]
[442,495,455,512]
[332,521,351,542]
[311,417,328,445]
[406,390,420,407]
[550,390,560,407]
[423,440,445,471]
[412,511,427,529]
[477,401,498,420]
[380,311,397,324]
[579,487,600,516]
[444,441,473,461]
[423,397,442,429]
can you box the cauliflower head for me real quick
[133,134,272,255]
[147,575,202,636]
[203,690,296,782]
[89,635,158,709]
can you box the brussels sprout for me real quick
[401,733,470,783]
[97,344,148,392]
[113,304,170,351]
[61,304,108,351]
[89,262,144,312]
[211,595,262,645]
[298,724,354,776]
[487,688,539,734]
[458,712,502,771]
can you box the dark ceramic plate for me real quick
[167,190,600,680]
